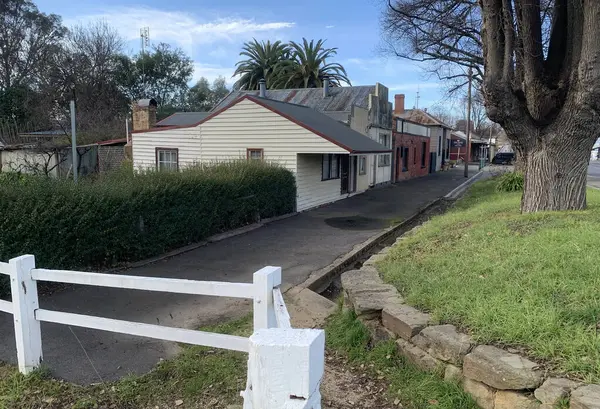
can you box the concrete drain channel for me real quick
[312,198,455,302]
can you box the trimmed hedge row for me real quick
[0,162,295,295]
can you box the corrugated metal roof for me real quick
[452,131,486,143]
[156,112,210,127]
[213,86,377,113]
[400,109,453,129]
[18,130,67,136]
[252,96,389,154]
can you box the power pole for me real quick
[464,67,473,178]
[70,87,78,183]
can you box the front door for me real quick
[429,152,437,173]
[348,156,357,193]
[340,155,350,194]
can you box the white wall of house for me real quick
[350,105,392,187]
[132,127,201,170]
[356,154,371,192]
[369,127,392,185]
[350,106,369,135]
[199,99,346,172]
[133,98,368,212]
[296,154,344,211]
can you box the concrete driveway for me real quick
[0,166,479,384]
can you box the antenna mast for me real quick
[415,86,421,110]
[140,27,150,94]
[140,27,149,54]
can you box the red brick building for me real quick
[393,117,431,182]
[449,131,488,162]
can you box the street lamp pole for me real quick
[464,67,473,178]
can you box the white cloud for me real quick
[66,6,294,88]
[65,7,295,52]
[325,25,335,29]
[191,63,240,86]
[208,47,230,59]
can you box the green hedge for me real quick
[0,162,295,294]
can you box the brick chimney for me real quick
[132,98,158,131]
[394,94,405,115]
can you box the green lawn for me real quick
[380,180,600,382]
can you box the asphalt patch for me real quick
[324,215,388,231]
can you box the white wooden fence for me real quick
[0,255,324,409]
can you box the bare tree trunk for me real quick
[520,128,595,212]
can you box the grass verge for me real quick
[380,179,600,382]
[0,316,251,409]
[326,308,478,409]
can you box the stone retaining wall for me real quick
[341,234,600,409]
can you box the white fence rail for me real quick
[0,255,323,409]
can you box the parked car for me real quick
[492,152,515,165]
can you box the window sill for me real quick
[322,177,340,181]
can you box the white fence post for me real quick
[246,328,325,409]
[253,266,281,330]
[9,255,42,374]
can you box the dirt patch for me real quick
[322,353,396,409]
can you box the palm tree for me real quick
[273,38,351,89]
[233,39,289,90]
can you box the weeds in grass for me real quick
[496,171,524,192]
[326,308,479,409]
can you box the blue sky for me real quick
[35,0,447,108]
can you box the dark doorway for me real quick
[429,152,437,173]
[340,155,350,194]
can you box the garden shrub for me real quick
[0,161,295,293]
[496,171,524,192]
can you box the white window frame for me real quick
[156,148,178,171]
[322,154,340,180]
[247,148,264,160]
[378,133,391,167]
[378,154,391,167]
[359,156,367,175]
